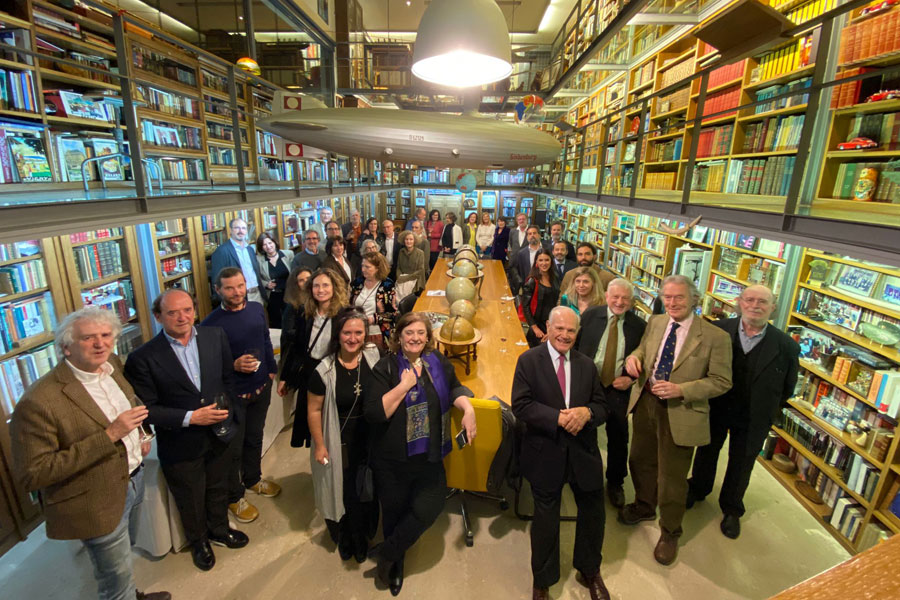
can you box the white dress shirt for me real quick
[593,308,626,379]
[546,342,572,408]
[383,235,395,265]
[67,360,142,473]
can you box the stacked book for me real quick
[753,77,812,113]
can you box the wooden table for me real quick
[414,258,528,404]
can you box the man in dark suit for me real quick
[291,229,326,271]
[551,240,576,283]
[510,225,544,293]
[512,306,610,600]
[620,275,732,565]
[10,307,170,600]
[576,278,646,508]
[544,221,575,261]
[378,219,401,280]
[687,285,799,539]
[507,212,530,264]
[209,218,263,305]
[124,289,249,572]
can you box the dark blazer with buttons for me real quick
[124,326,237,463]
[10,355,137,540]
[511,343,608,491]
[710,317,799,447]
[209,240,261,287]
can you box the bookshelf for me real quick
[148,217,200,297]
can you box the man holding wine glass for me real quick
[617,275,732,566]
[125,289,249,572]
[202,267,280,525]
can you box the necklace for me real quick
[339,353,363,396]
[413,357,423,369]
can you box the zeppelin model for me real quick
[256,92,561,169]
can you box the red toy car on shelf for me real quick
[837,137,879,151]
[862,0,899,17]
[866,90,900,102]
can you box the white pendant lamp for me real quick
[412,0,513,88]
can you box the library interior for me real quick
[1,0,900,598]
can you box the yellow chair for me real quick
[444,398,509,547]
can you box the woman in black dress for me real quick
[519,248,559,347]
[307,307,380,563]
[278,266,312,395]
[365,312,477,595]
[490,215,510,264]
[256,233,293,327]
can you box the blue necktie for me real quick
[654,322,680,382]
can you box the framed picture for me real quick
[318,0,329,23]
[833,265,881,298]
[815,295,862,331]
[878,275,900,308]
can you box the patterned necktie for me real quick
[557,354,567,404]
[557,263,565,278]
[654,322,680,382]
[600,315,619,387]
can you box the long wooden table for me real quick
[413,258,528,404]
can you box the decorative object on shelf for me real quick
[837,137,878,151]
[859,321,900,347]
[446,276,477,306]
[456,172,477,193]
[808,259,830,284]
[449,299,476,322]
[853,166,879,202]
[772,453,796,473]
[862,0,899,18]
[236,56,261,76]
[658,215,702,236]
[834,265,881,297]
[866,89,900,102]
[878,275,900,308]
[795,480,824,504]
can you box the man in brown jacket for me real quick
[10,307,169,600]
[619,275,733,565]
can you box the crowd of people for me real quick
[7,205,799,600]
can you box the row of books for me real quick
[843,452,881,503]
[829,67,872,110]
[208,146,249,167]
[783,0,839,26]
[707,60,746,89]
[607,247,630,275]
[750,30,818,84]
[724,156,797,196]
[659,54,695,88]
[203,95,245,121]
[838,8,900,66]
[43,90,115,122]
[198,213,227,232]
[52,133,123,182]
[695,123,733,158]
[631,248,665,277]
[82,280,135,324]
[700,85,740,121]
[139,85,200,119]
[846,111,900,149]
[256,130,279,156]
[719,246,785,290]
[0,240,40,262]
[632,60,654,88]
[206,121,246,144]
[643,171,677,190]
[0,68,38,113]
[32,6,82,40]
[0,258,47,296]
[140,120,203,150]
[647,138,682,162]
[741,114,805,153]
[655,87,690,115]
[830,498,865,542]
[0,292,56,353]
[73,240,124,282]
[0,343,59,416]
[159,158,206,181]
[831,161,897,203]
[690,160,727,193]
[869,371,900,419]
[752,77,811,114]
[781,408,854,471]
[69,228,123,243]
[258,157,295,182]
[132,46,197,87]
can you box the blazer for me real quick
[552,258,576,281]
[124,326,237,463]
[321,253,359,284]
[440,223,462,253]
[544,239,576,262]
[256,249,294,300]
[560,264,616,298]
[576,306,646,373]
[507,227,529,263]
[711,318,800,446]
[491,226,510,261]
[426,220,444,253]
[10,356,136,540]
[341,222,363,254]
[627,314,733,447]
[377,233,402,280]
[291,248,326,271]
[510,245,540,293]
[511,344,608,491]
[209,240,261,288]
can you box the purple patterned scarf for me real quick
[396,351,451,457]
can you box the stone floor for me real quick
[0,426,849,600]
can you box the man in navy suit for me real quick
[209,218,263,305]
[512,306,610,600]
[551,240,576,283]
[124,289,249,572]
[544,221,575,261]
[509,225,544,294]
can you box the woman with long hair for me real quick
[519,248,560,347]
[255,233,294,327]
[365,312,477,595]
[284,268,349,448]
[475,211,495,258]
[322,235,359,285]
[490,215,510,263]
[308,307,380,563]
[462,211,478,246]
[559,266,603,316]
[278,266,313,392]
[425,209,444,271]
[349,251,397,352]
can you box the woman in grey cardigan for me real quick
[307,307,380,563]
[395,230,426,297]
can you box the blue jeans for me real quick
[82,467,144,600]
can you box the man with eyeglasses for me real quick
[292,230,326,271]
[619,275,732,565]
[687,285,799,540]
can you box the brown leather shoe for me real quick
[578,572,611,600]
[618,502,656,525]
[654,532,679,565]
[532,586,550,600]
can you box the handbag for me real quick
[395,278,417,302]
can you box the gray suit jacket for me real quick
[508,227,529,263]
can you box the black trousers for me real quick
[228,380,273,503]
[374,459,446,564]
[529,461,605,589]
[688,409,760,517]
[325,460,377,549]
[266,290,285,329]
[429,250,440,270]
[603,386,630,488]
[160,438,231,544]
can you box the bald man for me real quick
[687,285,799,539]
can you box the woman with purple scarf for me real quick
[364,312,477,596]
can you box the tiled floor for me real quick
[0,426,849,599]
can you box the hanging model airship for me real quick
[255,92,561,169]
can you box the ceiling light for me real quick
[406,0,411,5]
[412,0,512,88]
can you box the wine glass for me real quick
[212,393,230,437]
[245,348,262,372]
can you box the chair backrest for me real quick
[443,398,503,493]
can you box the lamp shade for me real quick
[412,0,512,88]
